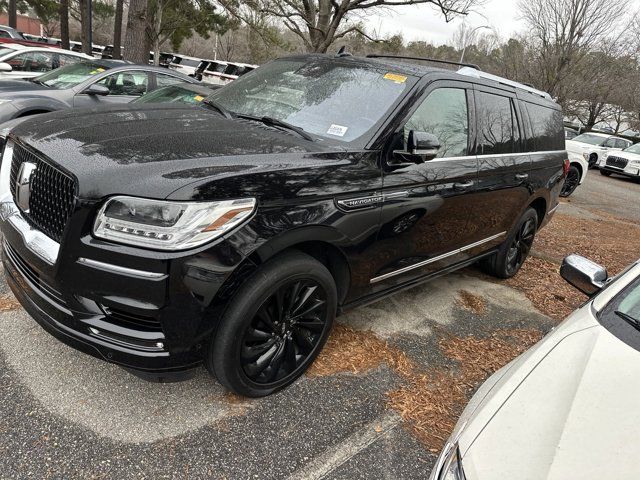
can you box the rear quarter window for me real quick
[525,102,565,151]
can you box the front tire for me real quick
[482,208,538,279]
[588,153,598,168]
[207,251,337,397]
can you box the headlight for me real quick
[93,196,256,250]
[583,152,589,160]
[432,443,466,480]
[629,160,640,166]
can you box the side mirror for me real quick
[0,62,12,73]
[560,254,608,296]
[82,83,110,96]
[407,130,440,161]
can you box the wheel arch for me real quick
[527,196,547,228]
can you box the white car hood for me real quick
[462,322,640,480]
[565,139,592,154]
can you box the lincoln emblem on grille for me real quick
[15,161,36,213]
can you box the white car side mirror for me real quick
[0,62,13,73]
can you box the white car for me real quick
[567,132,631,169]
[596,142,640,180]
[431,255,640,480]
[0,46,91,80]
[168,54,202,77]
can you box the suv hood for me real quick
[565,139,595,154]
[461,323,640,480]
[0,78,50,93]
[9,104,349,200]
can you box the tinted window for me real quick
[0,30,11,39]
[526,102,564,151]
[156,73,184,88]
[616,139,629,149]
[603,138,617,148]
[476,92,518,155]
[96,71,149,96]
[404,88,469,158]
[7,51,54,72]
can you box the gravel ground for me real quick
[0,172,633,479]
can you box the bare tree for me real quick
[220,0,483,53]
[123,0,151,64]
[519,0,631,102]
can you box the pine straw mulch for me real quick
[309,324,542,451]
[534,212,640,274]
[456,290,487,315]
[0,294,20,312]
[387,328,542,451]
[499,210,640,321]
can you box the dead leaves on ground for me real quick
[309,324,542,451]
[0,294,20,312]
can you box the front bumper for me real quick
[599,164,640,178]
[0,194,247,381]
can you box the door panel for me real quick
[465,88,530,245]
[368,83,479,292]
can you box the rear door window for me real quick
[475,91,519,155]
[96,71,149,96]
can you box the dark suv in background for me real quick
[0,54,568,396]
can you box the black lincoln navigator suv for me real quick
[0,54,568,396]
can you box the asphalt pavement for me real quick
[0,171,633,479]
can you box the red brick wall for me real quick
[0,14,43,36]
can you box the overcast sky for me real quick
[364,0,526,45]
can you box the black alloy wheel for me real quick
[207,251,336,397]
[505,216,536,277]
[241,279,328,384]
[560,165,580,197]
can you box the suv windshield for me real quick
[623,143,640,154]
[573,133,607,146]
[208,57,414,143]
[34,62,109,89]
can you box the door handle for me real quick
[515,173,529,181]
[453,181,474,191]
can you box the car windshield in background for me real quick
[134,85,208,105]
[208,58,414,143]
[623,143,640,154]
[34,62,109,89]
[573,133,607,145]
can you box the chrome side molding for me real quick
[77,257,167,280]
[370,231,506,284]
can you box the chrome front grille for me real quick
[10,143,77,242]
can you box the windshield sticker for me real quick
[327,124,348,137]
[384,73,407,84]
[194,95,204,102]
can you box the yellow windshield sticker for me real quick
[194,95,204,102]
[384,73,407,83]
[89,68,106,75]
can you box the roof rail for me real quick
[366,54,480,71]
[457,66,552,100]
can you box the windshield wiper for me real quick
[30,79,48,87]
[235,114,315,142]
[615,310,640,331]
[201,99,233,119]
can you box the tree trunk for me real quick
[152,6,162,66]
[123,0,151,64]
[59,0,70,50]
[79,0,92,55]
[112,0,124,59]
[8,0,17,28]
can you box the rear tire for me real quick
[560,165,580,197]
[207,251,337,397]
[482,208,538,279]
